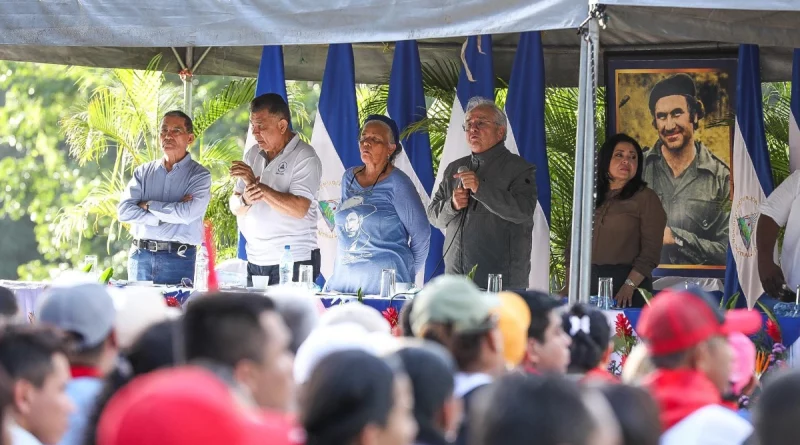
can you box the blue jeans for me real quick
[128,246,196,285]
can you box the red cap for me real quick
[97,367,303,445]
[638,288,762,357]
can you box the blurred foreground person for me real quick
[0,366,14,445]
[300,350,417,445]
[598,385,661,445]
[638,287,759,444]
[517,291,571,375]
[470,374,596,445]
[755,370,800,445]
[620,344,654,384]
[0,286,19,327]
[562,303,617,383]
[0,326,75,445]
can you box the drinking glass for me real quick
[598,277,614,310]
[83,255,98,273]
[299,265,314,290]
[380,269,397,298]
[487,274,503,293]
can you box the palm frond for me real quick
[420,60,460,104]
[53,174,127,250]
[357,84,389,123]
[193,78,257,136]
[197,138,244,175]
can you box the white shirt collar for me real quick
[454,372,493,398]
[10,421,43,445]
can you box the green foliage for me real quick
[467,264,479,281]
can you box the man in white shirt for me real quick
[757,170,800,300]
[229,93,323,286]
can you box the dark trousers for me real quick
[247,249,321,287]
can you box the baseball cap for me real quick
[97,366,302,445]
[37,283,116,350]
[495,292,532,366]
[638,288,761,357]
[728,332,756,396]
[318,302,391,334]
[410,275,499,336]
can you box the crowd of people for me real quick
[0,278,799,445]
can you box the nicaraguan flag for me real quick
[238,45,289,261]
[791,49,800,172]
[724,44,775,309]
[310,44,361,280]
[387,40,441,285]
[432,35,495,193]
[505,32,550,291]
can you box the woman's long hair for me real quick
[595,133,646,208]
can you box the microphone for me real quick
[457,165,469,188]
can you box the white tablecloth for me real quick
[0,280,48,323]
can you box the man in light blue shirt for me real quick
[118,110,212,284]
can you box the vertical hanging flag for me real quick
[238,45,289,260]
[432,35,495,193]
[724,44,775,309]
[310,44,361,280]
[387,40,441,284]
[791,49,800,172]
[505,31,551,291]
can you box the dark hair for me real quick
[0,286,18,317]
[270,294,319,354]
[562,304,611,373]
[649,349,690,370]
[162,110,194,134]
[755,370,800,445]
[517,291,562,343]
[0,325,66,388]
[598,385,661,445]
[389,341,456,443]
[184,293,276,367]
[422,322,487,371]
[83,320,179,445]
[300,350,400,445]
[0,366,12,445]
[250,93,292,124]
[595,133,647,207]
[471,374,595,445]
[399,299,415,338]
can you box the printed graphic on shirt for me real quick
[277,161,288,175]
[336,198,376,263]
[319,200,339,231]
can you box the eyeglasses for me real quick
[462,120,496,132]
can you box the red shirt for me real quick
[70,365,102,379]
[582,367,620,384]
[644,369,722,431]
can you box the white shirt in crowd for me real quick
[231,135,322,266]
[10,422,43,445]
[660,405,754,445]
[760,170,800,293]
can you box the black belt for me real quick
[132,239,193,253]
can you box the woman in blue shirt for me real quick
[325,115,431,295]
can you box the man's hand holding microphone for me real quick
[452,166,478,211]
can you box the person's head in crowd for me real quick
[300,350,417,445]
[754,370,800,445]
[621,344,653,384]
[83,319,179,445]
[293,322,384,385]
[266,288,321,354]
[398,299,415,338]
[496,292,531,368]
[581,388,622,445]
[410,276,505,383]
[184,292,294,411]
[385,339,461,445]
[108,287,178,351]
[562,303,615,381]
[0,326,74,445]
[598,384,661,445]
[0,365,14,445]
[37,283,118,376]
[728,332,758,406]
[318,302,391,334]
[463,96,508,153]
[470,374,596,445]
[360,115,402,167]
[0,286,19,327]
[249,93,294,156]
[97,367,300,445]
[517,291,571,374]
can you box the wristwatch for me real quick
[624,279,637,288]
[240,195,250,207]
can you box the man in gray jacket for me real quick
[428,97,537,290]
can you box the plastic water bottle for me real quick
[279,245,294,285]
[194,243,209,292]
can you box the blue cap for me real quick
[363,114,403,154]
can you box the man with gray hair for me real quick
[428,97,537,289]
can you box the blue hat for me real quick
[363,114,403,154]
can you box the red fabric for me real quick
[582,367,620,384]
[521,364,540,375]
[70,365,102,379]
[644,369,722,431]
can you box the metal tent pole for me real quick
[182,47,195,118]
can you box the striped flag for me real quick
[387,40,441,285]
[237,45,289,260]
[724,44,775,309]
[505,31,551,291]
[433,35,495,192]
[310,44,361,280]
[791,49,800,172]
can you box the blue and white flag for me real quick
[433,35,495,192]
[238,45,289,261]
[505,31,551,291]
[387,40,441,285]
[725,44,775,309]
[310,44,361,279]
[791,49,800,172]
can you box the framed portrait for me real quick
[606,53,738,278]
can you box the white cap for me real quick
[108,287,178,350]
[318,303,391,334]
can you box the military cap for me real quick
[648,73,697,116]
